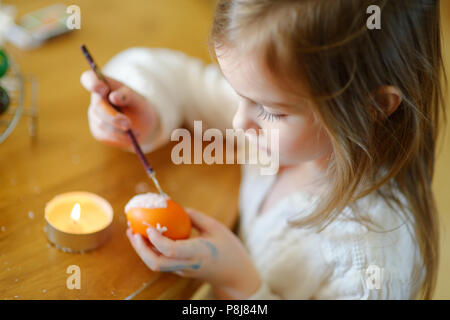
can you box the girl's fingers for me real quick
[80,71,109,97]
[146,227,219,261]
[184,208,222,233]
[126,229,201,272]
[82,71,145,116]
[108,86,145,109]
[146,227,187,258]
[89,105,128,136]
[89,92,101,106]
[98,97,120,118]
[80,70,125,97]
[88,108,131,146]
[90,99,132,131]
[146,227,199,259]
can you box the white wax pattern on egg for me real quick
[124,192,169,213]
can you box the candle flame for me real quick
[71,203,81,222]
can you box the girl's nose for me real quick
[232,98,260,132]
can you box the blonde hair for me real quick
[211,0,447,299]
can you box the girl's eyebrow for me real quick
[235,91,288,108]
[218,68,287,106]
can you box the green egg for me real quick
[0,50,9,78]
[0,86,10,114]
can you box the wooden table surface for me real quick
[1,0,450,301]
[0,0,241,300]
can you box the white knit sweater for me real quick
[102,47,426,299]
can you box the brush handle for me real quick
[103,91,153,174]
[125,129,154,175]
[81,45,168,196]
[81,45,154,174]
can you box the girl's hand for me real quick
[80,70,160,150]
[126,208,261,300]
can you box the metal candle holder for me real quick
[44,192,114,253]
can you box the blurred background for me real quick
[0,0,448,299]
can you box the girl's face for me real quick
[216,46,332,166]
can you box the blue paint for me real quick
[199,239,219,259]
[159,263,201,272]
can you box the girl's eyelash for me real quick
[257,106,285,122]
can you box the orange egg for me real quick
[125,193,191,240]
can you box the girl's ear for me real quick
[374,85,403,117]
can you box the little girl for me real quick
[81,0,445,299]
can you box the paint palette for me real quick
[20,3,71,42]
[6,4,75,49]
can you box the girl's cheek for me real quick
[277,120,331,163]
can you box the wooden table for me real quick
[0,0,241,300]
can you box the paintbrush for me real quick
[81,44,166,198]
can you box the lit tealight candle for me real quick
[45,192,113,253]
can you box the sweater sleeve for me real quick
[102,47,238,153]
